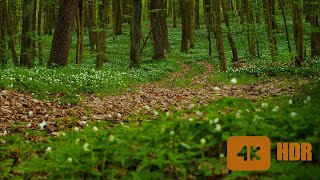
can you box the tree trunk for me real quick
[179,0,189,53]
[292,0,304,66]
[38,0,44,65]
[0,0,7,66]
[76,0,84,65]
[48,0,79,67]
[215,0,226,72]
[96,0,110,69]
[263,0,277,63]
[310,0,320,58]
[112,0,122,37]
[195,0,200,30]
[189,0,195,48]
[279,0,292,59]
[3,0,19,66]
[150,0,168,60]
[130,0,142,68]
[243,0,256,58]
[173,0,177,28]
[222,0,239,65]
[20,0,36,68]
[203,0,212,56]
[87,0,97,52]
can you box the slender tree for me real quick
[292,0,304,66]
[150,0,166,59]
[222,0,239,66]
[263,0,277,63]
[76,0,84,65]
[48,0,79,67]
[203,0,212,56]
[130,0,142,68]
[5,0,18,66]
[0,0,7,66]
[215,0,226,71]
[310,0,320,57]
[179,0,189,53]
[279,0,292,59]
[112,0,122,37]
[38,0,44,65]
[195,0,200,30]
[20,0,36,68]
[172,0,177,28]
[189,0,195,48]
[87,0,97,52]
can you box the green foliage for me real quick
[1,80,319,179]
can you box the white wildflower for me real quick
[170,131,175,135]
[200,138,206,145]
[74,127,80,132]
[196,110,203,116]
[272,106,279,112]
[307,96,311,101]
[109,135,115,142]
[75,138,80,144]
[153,111,159,116]
[235,112,241,118]
[213,118,219,124]
[107,114,112,119]
[45,147,52,152]
[215,124,222,132]
[144,105,151,111]
[288,99,293,105]
[28,111,33,117]
[39,121,47,129]
[188,104,195,109]
[188,118,194,122]
[45,114,49,118]
[79,121,87,126]
[213,86,221,91]
[304,100,308,104]
[117,113,122,118]
[290,112,298,118]
[26,123,32,128]
[219,154,225,158]
[166,111,170,116]
[261,103,268,108]
[67,157,73,163]
[83,143,90,152]
[230,78,237,84]
[93,127,98,132]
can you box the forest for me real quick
[0,0,320,179]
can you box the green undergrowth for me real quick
[1,80,319,179]
[209,58,320,84]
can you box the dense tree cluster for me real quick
[0,0,319,71]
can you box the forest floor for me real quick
[0,61,309,134]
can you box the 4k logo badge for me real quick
[227,136,271,171]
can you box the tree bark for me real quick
[203,0,212,56]
[20,0,36,68]
[112,0,122,37]
[310,0,320,58]
[279,0,292,59]
[222,0,239,65]
[130,0,142,68]
[48,0,79,67]
[76,0,84,65]
[173,0,177,28]
[179,0,189,53]
[292,0,304,66]
[263,0,277,63]
[195,0,200,30]
[215,0,226,72]
[38,0,44,65]
[0,0,7,66]
[243,0,256,58]
[150,0,166,60]
[189,0,195,48]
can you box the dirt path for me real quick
[0,61,308,134]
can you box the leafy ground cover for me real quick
[0,79,319,179]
